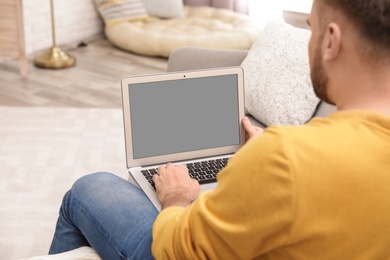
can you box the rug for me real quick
[0,106,131,259]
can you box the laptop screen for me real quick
[128,74,240,159]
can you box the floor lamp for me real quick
[34,0,76,69]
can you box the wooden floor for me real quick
[0,38,168,108]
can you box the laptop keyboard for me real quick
[141,158,229,190]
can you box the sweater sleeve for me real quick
[152,128,296,259]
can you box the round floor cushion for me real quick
[105,6,260,57]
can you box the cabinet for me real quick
[0,0,28,76]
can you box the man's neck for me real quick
[332,62,390,117]
[336,90,390,117]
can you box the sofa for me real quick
[167,16,336,128]
[166,47,337,129]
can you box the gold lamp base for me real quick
[34,46,76,69]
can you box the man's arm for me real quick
[152,117,263,210]
[152,127,295,259]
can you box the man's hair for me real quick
[320,0,390,61]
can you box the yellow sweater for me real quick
[152,111,390,259]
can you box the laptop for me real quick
[121,67,246,211]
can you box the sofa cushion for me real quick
[93,0,148,26]
[241,19,320,126]
[142,0,184,18]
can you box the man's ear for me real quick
[323,23,342,61]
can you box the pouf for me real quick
[105,6,260,57]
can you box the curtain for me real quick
[232,0,249,14]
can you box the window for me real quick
[249,0,312,26]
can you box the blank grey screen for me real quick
[129,74,240,159]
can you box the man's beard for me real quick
[310,45,335,105]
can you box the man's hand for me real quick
[242,116,263,141]
[153,163,200,210]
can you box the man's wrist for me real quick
[161,196,192,210]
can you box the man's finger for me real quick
[242,117,255,134]
[165,163,174,170]
[157,165,166,176]
[152,173,159,183]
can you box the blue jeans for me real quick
[49,172,158,260]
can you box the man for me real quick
[49,0,390,259]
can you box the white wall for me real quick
[22,0,104,55]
